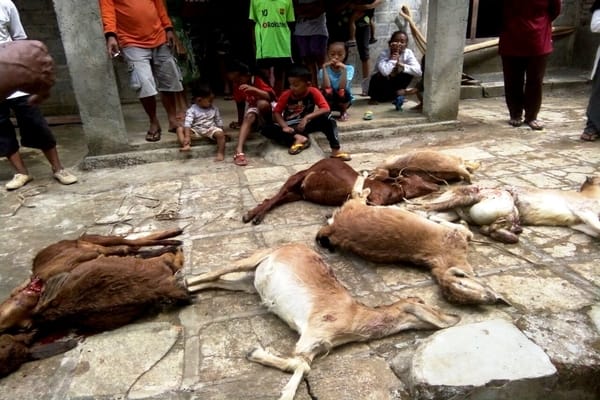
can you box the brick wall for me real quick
[16,0,77,115]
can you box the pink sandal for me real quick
[233,152,248,166]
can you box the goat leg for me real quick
[186,247,274,290]
[79,228,183,248]
[243,171,309,224]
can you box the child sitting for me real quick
[367,30,422,110]
[227,61,277,166]
[318,41,354,121]
[260,64,351,161]
[176,84,228,161]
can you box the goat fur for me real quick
[0,228,189,377]
[186,243,459,400]
[243,157,439,225]
[407,176,600,243]
[316,189,507,305]
[371,150,480,184]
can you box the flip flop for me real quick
[233,152,248,166]
[580,131,600,141]
[525,119,544,130]
[330,152,352,161]
[229,121,241,129]
[145,129,161,142]
[288,140,310,155]
[508,118,523,127]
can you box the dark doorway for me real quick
[466,0,502,41]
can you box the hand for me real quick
[297,118,308,132]
[282,126,295,134]
[166,30,176,48]
[0,40,55,103]
[106,36,120,58]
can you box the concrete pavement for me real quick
[0,83,599,399]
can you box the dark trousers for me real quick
[0,96,56,157]
[585,58,600,133]
[368,71,413,102]
[261,114,341,150]
[501,54,548,122]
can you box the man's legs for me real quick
[159,91,180,132]
[6,150,28,175]
[152,44,185,132]
[140,95,161,134]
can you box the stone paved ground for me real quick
[0,86,599,400]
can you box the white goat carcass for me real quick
[407,176,600,243]
[316,189,508,305]
[186,243,459,400]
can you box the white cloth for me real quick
[591,9,600,80]
[183,103,224,132]
[0,0,28,99]
[373,47,422,78]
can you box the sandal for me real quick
[145,129,162,142]
[580,131,600,142]
[233,152,249,166]
[288,140,311,155]
[229,121,241,129]
[508,118,523,127]
[525,119,544,130]
[330,152,352,161]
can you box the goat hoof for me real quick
[246,346,262,360]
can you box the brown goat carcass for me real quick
[371,150,480,184]
[243,157,439,224]
[0,228,189,377]
[186,243,459,400]
[316,189,508,305]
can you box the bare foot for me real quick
[180,145,191,152]
[214,154,225,162]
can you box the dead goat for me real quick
[243,157,439,224]
[0,228,189,377]
[371,150,480,184]
[316,189,508,305]
[406,176,600,243]
[186,243,459,400]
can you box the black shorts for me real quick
[255,57,293,71]
[0,95,56,157]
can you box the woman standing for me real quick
[499,0,561,130]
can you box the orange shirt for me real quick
[99,0,173,48]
